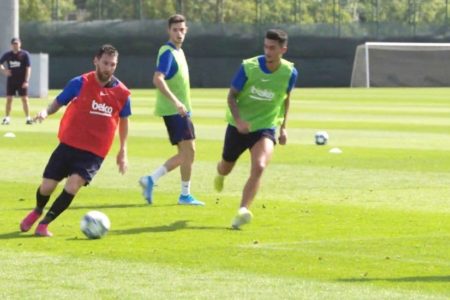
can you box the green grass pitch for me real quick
[0,88,449,299]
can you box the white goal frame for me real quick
[351,42,450,88]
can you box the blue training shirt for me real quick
[56,76,132,117]
[155,42,179,80]
[231,55,298,92]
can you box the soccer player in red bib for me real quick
[19,45,131,237]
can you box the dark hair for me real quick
[265,29,288,47]
[96,44,118,59]
[168,14,186,27]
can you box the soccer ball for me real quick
[80,211,111,239]
[315,131,329,145]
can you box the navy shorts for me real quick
[222,124,276,162]
[6,81,27,96]
[43,143,104,185]
[163,114,196,145]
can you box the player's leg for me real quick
[2,96,13,125]
[20,178,59,232]
[139,115,185,203]
[241,137,274,209]
[35,174,85,237]
[178,139,195,189]
[177,139,204,205]
[215,160,235,192]
[20,93,32,124]
[232,132,275,229]
[34,144,102,236]
[214,125,245,192]
[20,143,68,233]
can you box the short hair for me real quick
[168,14,186,27]
[265,29,288,47]
[96,44,118,59]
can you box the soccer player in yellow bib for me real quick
[214,29,298,229]
[139,14,204,206]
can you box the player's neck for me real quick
[266,60,281,73]
[169,40,182,49]
[95,74,112,87]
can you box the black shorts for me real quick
[163,114,196,145]
[6,80,27,96]
[222,124,276,162]
[43,143,104,185]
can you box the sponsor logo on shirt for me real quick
[90,99,113,117]
[10,61,21,68]
[249,85,274,101]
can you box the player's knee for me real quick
[218,161,234,175]
[252,162,267,176]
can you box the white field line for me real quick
[239,234,450,267]
[242,233,450,247]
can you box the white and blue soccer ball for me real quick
[315,131,329,145]
[80,211,111,239]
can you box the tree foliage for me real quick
[19,0,450,26]
[20,0,75,21]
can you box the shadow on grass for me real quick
[0,231,36,239]
[337,275,450,283]
[69,203,167,210]
[13,203,175,211]
[111,220,226,235]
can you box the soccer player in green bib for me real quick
[139,14,204,206]
[214,29,298,229]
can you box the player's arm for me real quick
[22,52,31,88]
[153,49,187,117]
[278,67,298,145]
[116,117,129,175]
[0,60,11,77]
[227,87,249,134]
[153,71,187,117]
[35,76,82,123]
[278,93,290,145]
[34,99,63,123]
[228,64,250,133]
[116,97,131,174]
[22,66,31,88]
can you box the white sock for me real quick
[239,207,249,214]
[181,181,190,196]
[4,116,10,121]
[150,165,167,183]
[26,116,31,121]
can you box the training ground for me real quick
[0,88,449,299]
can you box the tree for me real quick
[20,0,75,22]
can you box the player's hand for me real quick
[236,119,250,134]
[2,69,11,77]
[34,109,48,123]
[278,127,287,145]
[22,81,29,88]
[175,101,188,117]
[116,149,128,175]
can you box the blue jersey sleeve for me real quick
[23,51,31,67]
[56,76,83,105]
[231,65,247,91]
[287,67,298,92]
[156,50,178,79]
[119,97,132,117]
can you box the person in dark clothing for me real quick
[0,37,32,125]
